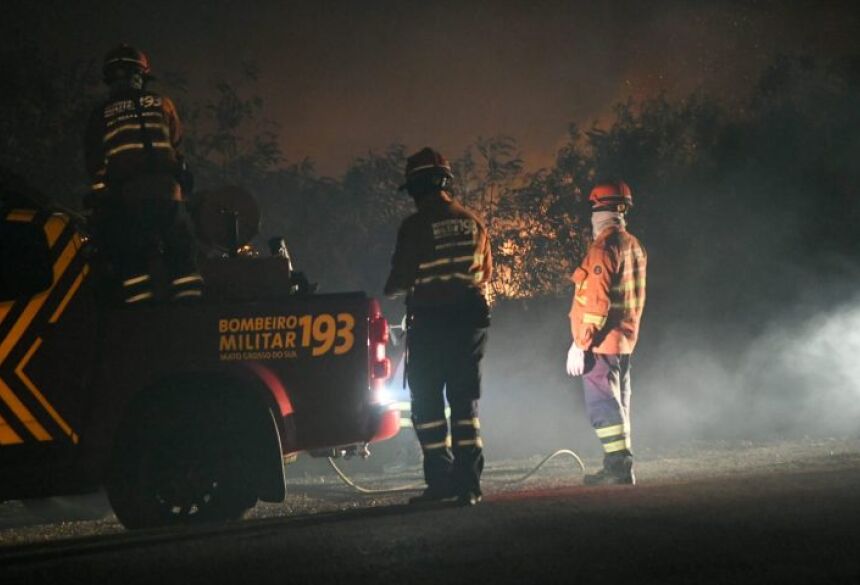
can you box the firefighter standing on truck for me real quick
[567,180,646,485]
[384,147,493,507]
[85,44,202,304]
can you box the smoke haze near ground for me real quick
[478,276,860,461]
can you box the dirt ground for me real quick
[1,437,859,584]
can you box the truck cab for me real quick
[0,199,398,528]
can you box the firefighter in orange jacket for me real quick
[85,44,202,304]
[385,147,493,506]
[567,180,646,485]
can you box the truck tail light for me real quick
[368,300,391,389]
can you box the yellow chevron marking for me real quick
[0,378,51,441]
[44,215,68,247]
[50,264,89,323]
[0,237,79,364]
[0,302,10,328]
[16,337,77,444]
[0,232,79,442]
[6,209,36,222]
[0,413,24,445]
[1,211,42,328]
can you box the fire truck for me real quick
[0,190,398,529]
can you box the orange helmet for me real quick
[399,147,454,192]
[103,44,151,83]
[589,180,633,211]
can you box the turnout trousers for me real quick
[583,353,633,461]
[407,320,487,496]
[97,173,201,303]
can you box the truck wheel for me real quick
[107,398,257,529]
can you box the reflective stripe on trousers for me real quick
[582,352,632,454]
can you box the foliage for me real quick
[1,42,858,326]
[0,31,100,208]
[178,62,282,188]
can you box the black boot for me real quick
[456,490,482,507]
[408,485,455,504]
[584,452,635,485]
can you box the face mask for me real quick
[591,211,625,239]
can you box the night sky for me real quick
[4,0,858,173]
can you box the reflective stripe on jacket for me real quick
[385,192,493,309]
[569,226,646,354]
[85,90,182,187]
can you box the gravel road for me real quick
[1,437,858,584]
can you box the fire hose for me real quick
[326,449,586,495]
[326,319,587,495]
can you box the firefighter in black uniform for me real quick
[385,147,493,506]
[85,44,202,304]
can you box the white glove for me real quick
[566,343,585,377]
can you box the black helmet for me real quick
[102,44,151,84]
[399,147,454,193]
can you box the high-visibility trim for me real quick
[106,141,172,158]
[125,292,154,304]
[603,438,631,453]
[103,122,167,142]
[455,418,480,429]
[0,414,24,445]
[110,112,160,125]
[407,162,451,175]
[6,209,36,222]
[171,274,204,286]
[422,437,452,450]
[574,295,587,306]
[50,265,89,323]
[415,272,482,285]
[15,338,78,444]
[0,379,52,441]
[90,182,107,191]
[436,239,476,250]
[415,419,446,431]
[610,300,645,310]
[104,56,147,67]
[582,313,607,327]
[595,423,626,438]
[418,255,480,270]
[455,438,483,448]
[173,290,202,300]
[612,278,647,293]
[419,258,453,270]
[123,274,151,287]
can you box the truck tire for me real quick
[106,394,258,529]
